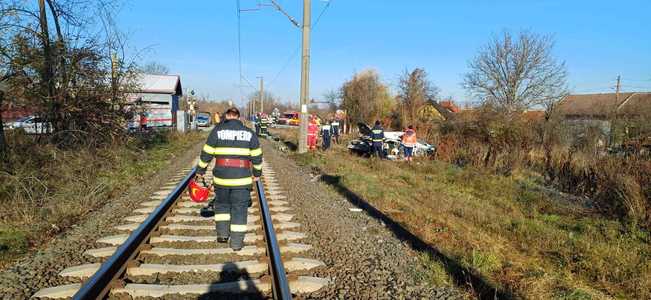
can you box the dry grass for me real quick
[0,131,206,266]
[276,128,650,299]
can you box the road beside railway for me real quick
[0,140,205,299]
[260,139,466,299]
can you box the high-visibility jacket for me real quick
[402,129,417,147]
[321,124,332,136]
[371,124,384,142]
[331,121,340,135]
[197,119,262,189]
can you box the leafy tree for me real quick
[340,70,394,126]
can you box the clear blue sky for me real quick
[117,0,651,106]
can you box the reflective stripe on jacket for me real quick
[197,119,262,189]
[371,125,384,142]
[321,124,331,136]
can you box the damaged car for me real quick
[348,123,435,159]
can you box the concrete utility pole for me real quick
[258,76,264,114]
[615,75,621,102]
[298,0,311,153]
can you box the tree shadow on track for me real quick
[198,262,267,300]
[319,173,516,300]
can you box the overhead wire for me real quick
[268,0,333,88]
[236,0,244,103]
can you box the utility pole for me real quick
[258,76,264,114]
[298,0,311,153]
[615,75,621,102]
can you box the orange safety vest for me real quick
[402,130,417,147]
[308,122,318,136]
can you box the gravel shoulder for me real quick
[0,141,203,299]
[261,139,467,299]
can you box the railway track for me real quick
[33,161,328,299]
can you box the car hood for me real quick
[357,122,373,136]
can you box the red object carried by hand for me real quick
[189,177,210,203]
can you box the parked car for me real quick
[196,112,211,127]
[6,116,52,134]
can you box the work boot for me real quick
[217,237,229,244]
[200,205,214,218]
[230,243,243,252]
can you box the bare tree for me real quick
[140,61,170,75]
[463,31,568,114]
[0,0,139,146]
[397,68,440,127]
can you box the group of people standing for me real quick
[307,115,341,151]
[369,120,418,162]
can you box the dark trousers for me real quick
[372,142,384,158]
[322,133,331,150]
[213,188,251,249]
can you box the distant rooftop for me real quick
[557,92,651,118]
[136,74,182,95]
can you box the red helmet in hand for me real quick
[188,178,210,203]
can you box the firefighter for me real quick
[321,120,332,150]
[259,115,269,137]
[331,118,341,144]
[307,115,318,150]
[371,120,385,158]
[195,107,262,251]
[254,113,261,136]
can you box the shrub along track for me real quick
[0,139,207,299]
[31,161,328,299]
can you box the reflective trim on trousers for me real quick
[214,213,231,221]
[230,224,247,232]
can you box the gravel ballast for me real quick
[260,139,467,299]
[0,135,468,299]
[0,142,203,299]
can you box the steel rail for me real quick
[73,167,197,300]
[255,179,292,300]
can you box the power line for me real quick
[236,0,244,104]
[268,0,332,87]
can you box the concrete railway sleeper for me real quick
[32,162,328,299]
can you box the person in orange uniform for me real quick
[402,125,417,162]
[307,115,318,150]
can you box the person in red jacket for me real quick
[307,115,318,150]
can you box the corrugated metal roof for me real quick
[136,74,182,95]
